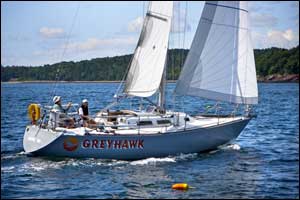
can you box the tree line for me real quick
[1,46,299,82]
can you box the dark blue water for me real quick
[1,83,299,199]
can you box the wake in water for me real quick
[207,143,241,155]
[2,146,240,174]
[1,152,200,174]
[130,157,176,166]
[222,144,241,150]
[210,143,241,152]
[1,151,27,161]
[130,153,199,165]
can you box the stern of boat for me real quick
[23,125,62,154]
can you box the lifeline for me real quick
[82,139,144,149]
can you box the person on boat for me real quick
[52,96,72,113]
[78,99,96,128]
[51,96,75,128]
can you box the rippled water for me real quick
[1,83,299,199]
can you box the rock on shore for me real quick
[257,74,299,83]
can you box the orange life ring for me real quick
[28,104,41,122]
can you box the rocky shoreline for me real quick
[3,74,299,83]
[257,74,299,83]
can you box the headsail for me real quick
[123,1,173,97]
[175,1,258,104]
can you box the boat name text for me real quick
[82,139,144,149]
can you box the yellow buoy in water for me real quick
[172,183,189,190]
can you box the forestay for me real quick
[175,1,258,104]
[124,1,173,97]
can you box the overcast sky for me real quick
[1,1,299,66]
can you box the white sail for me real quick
[175,1,258,104]
[124,1,173,97]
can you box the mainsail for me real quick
[175,1,258,104]
[123,1,173,97]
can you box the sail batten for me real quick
[206,2,249,13]
[124,1,173,97]
[175,1,258,104]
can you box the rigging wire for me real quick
[181,1,188,69]
[243,3,250,106]
[170,2,176,109]
[172,1,188,111]
[177,1,189,113]
[114,46,134,98]
[178,2,181,74]
[170,3,175,81]
[171,5,175,81]
[47,3,80,105]
[143,1,145,20]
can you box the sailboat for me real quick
[23,1,258,160]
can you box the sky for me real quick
[1,1,299,66]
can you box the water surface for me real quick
[1,83,299,199]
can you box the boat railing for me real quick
[39,109,242,133]
[94,112,174,119]
[43,104,177,119]
[73,121,174,135]
[201,102,246,124]
[38,105,233,132]
[43,103,79,109]
[230,104,239,118]
[93,113,176,134]
[85,123,171,129]
[42,112,176,131]
[43,104,80,117]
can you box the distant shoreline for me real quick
[2,80,176,83]
[2,74,298,84]
[2,80,123,83]
[1,79,298,84]
[257,74,299,83]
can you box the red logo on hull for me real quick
[63,137,79,151]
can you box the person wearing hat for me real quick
[52,96,72,113]
[51,96,75,128]
[78,99,96,128]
